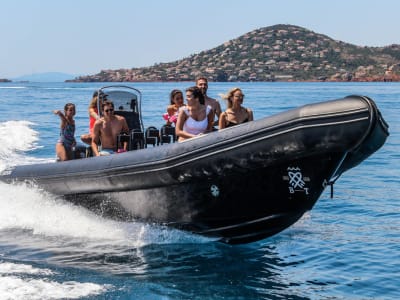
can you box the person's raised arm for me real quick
[53,110,68,125]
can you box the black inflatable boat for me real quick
[0,86,389,244]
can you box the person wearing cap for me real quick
[80,91,103,145]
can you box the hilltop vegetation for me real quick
[69,24,400,82]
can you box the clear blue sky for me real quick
[1,0,399,78]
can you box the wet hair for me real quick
[170,89,183,105]
[102,100,114,110]
[64,103,75,111]
[186,86,205,105]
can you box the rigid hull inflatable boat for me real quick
[0,86,389,244]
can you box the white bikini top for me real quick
[182,106,211,136]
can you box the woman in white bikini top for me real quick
[176,86,214,142]
[182,105,212,135]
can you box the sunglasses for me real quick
[104,108,114,113]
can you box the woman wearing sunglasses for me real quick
[218,87,253,129]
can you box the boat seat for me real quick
[160,125,176,144]
[83,146,93,158]
[117,133,130,152]
[114,110,141,132]
[130,129,145,150]
[72,145,88,159]
[145,126,159,147]
[114,98,144,151]
[82,133,135,156]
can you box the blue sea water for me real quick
[0,81,398,299]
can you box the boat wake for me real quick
[0,121,214,247]
[0,181,211,246]
[0,171,213,299]
[0,121,214,244]
[0,120,217,298]
[0,120,49,173]
[0,261,109,300]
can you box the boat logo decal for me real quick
[283,167,310,194]
[210,185,220,197]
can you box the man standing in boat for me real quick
[196,76,222,128]
[91,100,129,156]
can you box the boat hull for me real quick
[0,95,389,244]
[64,152,344,244]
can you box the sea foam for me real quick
[0,262,109,300]
[0,121,49,172]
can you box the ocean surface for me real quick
[0,81,398,299]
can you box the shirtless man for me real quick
[91,100,129,156]
[196,76,222,128]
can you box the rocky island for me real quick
[68,24,400,82]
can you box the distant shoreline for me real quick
[65,78,400,83]
[1,78,399,83]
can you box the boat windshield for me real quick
[95,85,144,132]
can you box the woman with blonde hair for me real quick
[218,87,253,129]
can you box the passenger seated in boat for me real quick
[80,91,103,145]
[219,87,254,129]
[196,76,222,128]
[175,86,214,142]
[53,103,76,161]
[91,100,129,156]
[162,89,185,126]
